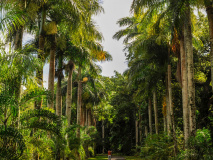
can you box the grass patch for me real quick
[125,156,144,160]
[88,155,143,160]
[88,155,108,160]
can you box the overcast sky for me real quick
[94,0,132,77]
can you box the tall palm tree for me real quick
[183,1,196,137]
[130,0,197,148]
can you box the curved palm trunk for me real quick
[66,61,74,127]
[180,34,189,148]
[153,90,158,134]
[48,34,56,109]
[205,1,213,92]
[77,66,82,138]
[148,98,152,135]
[184,2,196,136]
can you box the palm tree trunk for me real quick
[145,125,148,138]
[148,98,152,135]
[153,90,158,134]
[205,0,213,93]
[66,62,74,127]
[88,109,92,126]
[56,55,63,118]
[102,120,105,154]
[14,26,24,129]
[77,66,82,138]
[166,73,172,135]
[135,119,138,146]
[48,34,56,109]
[184,2,196,136]
[163,115,167,132]
[56,74,62,117]
[14,26,24,50]
[35,6,46,110]
[80,106,85,126]
[139,114,142,143]
[168,61,177,155]
[180,34,190,148]
[86,109,88,126]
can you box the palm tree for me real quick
[66,60,75,126]
[130,0,197,148]
[183,1,196,137]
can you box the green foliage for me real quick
[177,128,213,160]
[0,126,25,160]
[66,125,98,159]
[21,109,62,136]
[21,130,55,160]
[140,134,174,160]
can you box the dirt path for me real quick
[111,156,126,160]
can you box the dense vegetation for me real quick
[0,0,213,160]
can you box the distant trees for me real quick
[109,0,213,159]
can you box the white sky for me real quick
[41,0,132,88]
[94,0,132,77]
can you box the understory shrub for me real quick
[177,128,213,160]
[140,133,174,160]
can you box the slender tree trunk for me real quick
[135,119,138,146]
[145,125,148,138]
[139,121,142,143]
[163,115,167,132]
[86,109,88,126]
[184,2,196,136]
[180,34,190,148]
[66,62,74,127]
[148,98,152,135]
[80,106,86,126]
[14,26,24,129]
[80,105,83,126]
[168,61,177,156]
[14,27,24,50]
[93,116,96,127]
[102,120,105,154]
[77,67,82,138]
[88,109,92,126]
[153,90,158,134]
[139,109,142,144]
[33,6,46,160]
[205,1,213,92]
[56,74,62,117]
[65,63,74,160]
[35,7,46,110]
[56,54,63,118]
[166,73,172,135]
[48,34,56,109]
